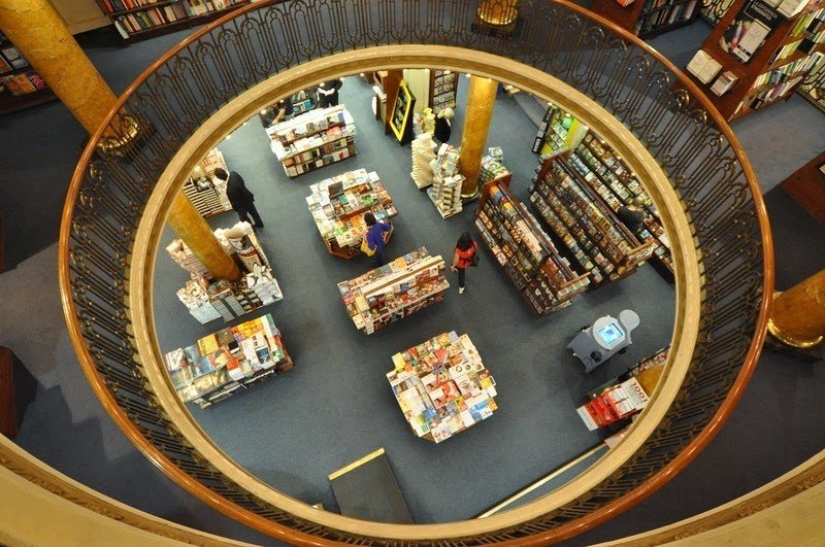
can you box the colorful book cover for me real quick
[26,71,47,90]
[0,55,11,75]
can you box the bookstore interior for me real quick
[151,66,682,523]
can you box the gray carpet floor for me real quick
[0,15,822,545]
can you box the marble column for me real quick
[459,75,498,198]
[768,269,825,349]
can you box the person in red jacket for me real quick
[450,231,478,294]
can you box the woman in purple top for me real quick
[364,211,391,267]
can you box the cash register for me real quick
[567,310,640,373]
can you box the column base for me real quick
[767,318,823,350]
[461,186,481,203]
[95,114,144,157]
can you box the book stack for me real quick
[176,278,222,324]
[207,279,246,321]
[166,239,213,279]
[337,247,450,334]
[163,313,293,408]
[576,377,650,431]
[306,168,397,256]
[243,268,283,306]
[478,154,509,185]
[427,143,464,218]
[410,133,437,189]
[386,331,498,443]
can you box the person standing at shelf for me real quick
[617,197,647,236]
[363,211,392,267]
[451,231,479,295]
[318,78,343,108]
[259,99,293,128]
[433,107,455,144]
[213,168,264,228]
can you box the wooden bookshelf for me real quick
[0,32,58,115]
[590,0,700,38]
[475,177,590,316]
[685,0,825,121]
[95,0,250,44]
[266,105,358,178]
[337,248,449,335]
[306,168,398,259]
[530,156,655,287]
[780,150,825,224]
[163,314,293,409]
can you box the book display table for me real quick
[306,168,397,259]
[576,376,649,431]
[386,332,498,443]
[337,247,449,335]
[266,104,357,178]
[164,313,293,409]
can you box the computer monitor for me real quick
[595,322,624,349]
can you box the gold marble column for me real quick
[459,76,498,198]
[0,0,119,136]
[768,269,825,349]
[477,0,520,26]
[168,193,242,282]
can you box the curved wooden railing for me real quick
[59,0,772,544]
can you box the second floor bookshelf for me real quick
[590,0,701,38]
[96,0,250,44]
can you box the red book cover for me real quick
[26,71,48,90]
[0,55,11,75]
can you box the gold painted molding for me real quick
[594,449,825,546]
[128,45,702,541]
[0,435,249,546]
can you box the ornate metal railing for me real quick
[60,0,772,544]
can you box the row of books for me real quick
[634,0,698,34]
[789,6,824,36]
[163,313,292,407]
[306,168,397,250]
[0,44,29,75]
[337,248,449,335]
[755,50,825,88]
[267,105,351,148]
[387,331,497,443]
[0,71,48,96]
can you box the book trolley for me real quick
[530,156,655,287]
[475,177,590,316]
[337,248,449,335]
[386,331,498,443]
[306,168,397,259]
[266,105,357,177]
[163,313,293,408]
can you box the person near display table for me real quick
[363,211,393,267]
[214,168,264,228]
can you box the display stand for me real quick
[475,177,591,316]
[182,148,233,218]
[266,105,357,178]
[410,133,437,190]
[389,79,416,145]
[386,331,498,443]
[685,0,825,121]
[530,156,655,287]
[337,248,449,335]
[163,313,293,409]
[167,222,282,324]
[429,69,459,114]
[426,143,464,218]
[576,376,650,431]
[306,168,398,259]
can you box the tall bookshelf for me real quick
[96,0,250,44]
[686,0,825,121]
[590,0,700,37]
[266,105,358,178]
[0,31,57,115]
[429,69,459,114]
[475,177,590,316]
[529,156,655,287]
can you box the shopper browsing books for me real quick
[451,231,479,295]
[363,211,392,267]
[318,78,343,108]
[213,168,264,228]
[617,197,647,235]
[434,107,454,144]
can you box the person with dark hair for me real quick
[213,167,264,228]
[259,99,293,128]
[617,197,647,235]
[318,78,343,108]
[450,231,478,295]
[363,211,391,267]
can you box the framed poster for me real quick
[719,0,781,63]
[389,79,415,142]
